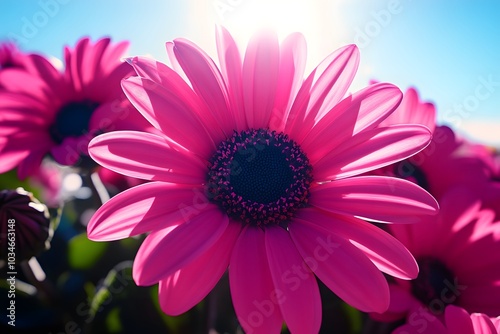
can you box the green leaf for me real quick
[67,233,108,270]
[342,302,364,334]
[106,307,123,333]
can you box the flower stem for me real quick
[84,171,110,207]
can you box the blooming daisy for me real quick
[372,188,500,323]
[87,27,439,333]
[0,37,151,178]
[393,305,500,334]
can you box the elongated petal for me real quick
[270,32,307,132]
[229,226,284,334]
[133,205,228,286]
[159,221,241,315]
[87,182,205,241]
[289,220,390,313]
[301,83,402,160]
[89,131,206,184]
[126,56,225,143]
[0,70,54,102]
[0,131,52,175]
[242,30,280,129]
[265,226,321,334]
[381,87,436,133]
[296,208,418,279]
[471,313,498,334]
[173,38,235,136]
[311,176,439,224]
[313,124,432,177]
[216,25,247,131]
[121,76,215,157]
[285,44,359,142]
[370,284,418,322]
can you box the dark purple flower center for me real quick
[0,61,14,70]
[206,129,312,226]
[393,160,430,191]
[411,257,456,313]
[49,100,99,144]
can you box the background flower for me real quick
[0,37,151,178]
[372,188,500,322]
[393,305,500,334]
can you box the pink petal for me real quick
[370,284,416,322]
[0,91,53,117]
[471,313,498,334]
[126,56,225,143]
[158,221,241,315]
[173,38,235,136]
[492,317,500,331]
[300,82,402,160]
[265,226,321,334]
[64,37,89,92]
[285,44,360,142]
[216,26,247,131]
[242,30,280,129]
[165,41,189,83]
[445,305,475,334]
[121,76,216,158]
[229,226,284,334]
[26,53,68,95]
[313,124,432,177]
[50,136,86,166]
[101,40,129,71]
[81,38,111,84]
[17,149,46,180]
[88,131,206,184]
[310,176,439,224]
[296,208,418,279]
[0,70,54,102]
[289,219,390,313]
[0,131,52,176]
[87,182,205,241]
[133,205,228,286]
[269,32,307,132]
[381,87,437,133]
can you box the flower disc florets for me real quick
[206,129,313,226]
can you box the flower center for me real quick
[411,257,456,312]
[206,129,312,226]
[49,100,99,144]
[393,160,430,191]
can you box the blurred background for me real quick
[1,0,499,147]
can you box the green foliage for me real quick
[68,233,108,270]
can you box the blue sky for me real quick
[1,0,499,146]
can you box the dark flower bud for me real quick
[0,188,52,262]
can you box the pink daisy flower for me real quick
[393,305,500,334]
[0,37,151,178]
[372,188,500,323]
[368,86,495,206]
[87,27,439,333]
